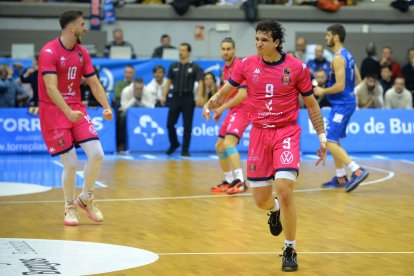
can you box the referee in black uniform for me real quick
[161,43,204,157]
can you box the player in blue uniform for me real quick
[314,24,369,193]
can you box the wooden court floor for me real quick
[1,157,414,275]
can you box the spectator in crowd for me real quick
[380,46,401,79]
[142,65,167,107]
[199,72,218,106]
[114,65,135,151]
[294,36,308,62]
[313,69,331,108]
[355,74,384,109]
[80,67,102,107]
[402,48,414,92]
[103,28,137,58]
[0,64,26,108]
[161,42,204,157]
[380,65,394,95]
[307,44,330,78]
[384,77,412,109]
[19,56,39,106]
[152,34,177,58]
[360,42,380,80]
[118,77,145,151]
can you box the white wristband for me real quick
[318,133,327,143]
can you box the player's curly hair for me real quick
[256,19,286,52]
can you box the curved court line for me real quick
[158,251,414,256]
[0,164,394,204]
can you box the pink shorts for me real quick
[246,123,301,181]
[219,105,251,140]
[39,102,99,156]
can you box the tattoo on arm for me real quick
[308,110,325,134]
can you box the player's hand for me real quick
[202,102,210,121]
[160,96,167,106]
[315,142,327,166]
[67,110,84,123]
[213,106,224,122]
[313,86,324,97]
[102,108,113,121]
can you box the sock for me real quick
[224,171,233,184]
[60,149,78,206]
[347,161,360,172]
[270,198,280,212]
[336,167,346,177]
[233,168,244,182]
[285,240,296,249]
[80,140,104,200]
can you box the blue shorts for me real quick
[326,103,356,142]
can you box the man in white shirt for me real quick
[120,77,145,113]
[384,77,412,109]
[142,65,167,108]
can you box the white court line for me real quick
[52,161,107,188]
[158,251,414,256]
[401,159,414,165]
[1,164,394,204]
[116,155,134,160]
[372,155,389,160]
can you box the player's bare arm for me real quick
[314,55,345,96]
[85,75,112,121]
[202,81,237,121]
[43,74,83,122]
[354,65,362,86]
[212,88,247,122]
[303,94,327,166]
[160,79,171,106]
[196,79,204,107]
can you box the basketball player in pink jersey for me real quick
[203,20,327,272]
[209,37,250,195]
[38,10,113,226]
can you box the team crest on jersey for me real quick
[249,163,256,172]
[60,56,66,66]
[58,139,65,147]
[78,50,84,66]
[283,68,291,74]
[282,75,290,85]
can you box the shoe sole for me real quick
[226,187,248,195]
[346,172,369,193]
[76,198,103,223]
[64,221,79,226]
[282,266,298,272]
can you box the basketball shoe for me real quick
[76,195,103,223]
[226,179,248,194]
[281,246,298,271]
[64,204,79,226]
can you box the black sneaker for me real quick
[166,143,180,155]
[268,199,282,236]
[180,151,190,157]
[280,246,298,272]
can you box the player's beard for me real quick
[75,31,82,44]
[326,38,334,48]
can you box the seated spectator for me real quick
[380,46,401,79]
[0,64,26,108]
[199,72,218,106]
[114,65,135,104]
[152,34,177,58]
[384,77,412,109]
[360,42,380,80]
[103,28,137,58]
[120,78,145,113]
[19,56,39,106]
[307,44,330,78]
[355,74,384,109]
[142,65,167,107]
[402,48,414,92]
[380,65,394,95]
[295,36,332,63]
[313,69,331,108]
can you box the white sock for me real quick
[270,198,280,212]
[233,168,244,182]
[60,149,78,206]
[347,161,360,172]
[336,167,346,177]
[80,140,104,200]
[224,171,233,184]
[285,240,296,249]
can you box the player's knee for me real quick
[215,140,224,152]
[255,199,269,210]
[91,148,104,163]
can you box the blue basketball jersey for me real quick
[327,48,356,105]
